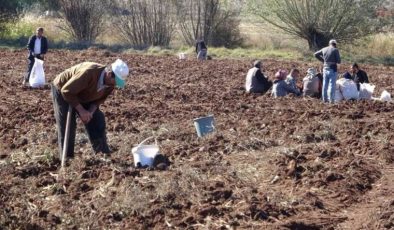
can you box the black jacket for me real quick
[27,35,48,57]
[353,69,369,90]
[195,40,207,53]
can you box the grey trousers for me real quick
[197,49,207,60]
[51,84,110,158]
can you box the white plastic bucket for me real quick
[132,137,159,167]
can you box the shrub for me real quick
[174,0,243,47]
[56,0,110,43]
[113,0,176,48]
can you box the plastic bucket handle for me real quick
[136,136,158,148]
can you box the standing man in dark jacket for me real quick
[314,39,341,103]
[350,63,369,91]
[24,27,48,86]
[195,38,208,60]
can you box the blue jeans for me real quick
[322,68,337,103]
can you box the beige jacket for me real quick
[53,62,114,107]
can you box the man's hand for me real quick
[88,104,97,114]
[75,104,92,124]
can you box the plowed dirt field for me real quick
[0,48,393,229]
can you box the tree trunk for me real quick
[307,31,331,51]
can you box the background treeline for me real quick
[0,0,244,48]
[0,0,393,64]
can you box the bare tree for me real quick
[113,0,176,48]
[248,0,386,50]
[173,0,219,45]
[57,0,110,43]
[173,0,242,47]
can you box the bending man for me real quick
[51,59,129,159]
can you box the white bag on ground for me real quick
[178,53,186,60]
[359,83,375,100]
[338,78,359,100]
[334,80,343,102]
[380,90,392,102]
[29,58,46,88]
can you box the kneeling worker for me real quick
[245,60,272,94]
[51,59,130,159]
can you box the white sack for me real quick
[29,58,46,88]
[338,78,359,100]
[334,81,343,102]
[380,90,392,102]
[359,83,375,100]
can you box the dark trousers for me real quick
[51,85,110,159]
[250,81,273,94]
[25,54,44,82]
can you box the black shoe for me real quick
[91,138,112,154]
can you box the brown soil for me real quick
[0,48,393,229]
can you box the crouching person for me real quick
[51,59,130,159]
[196,38,208,61]
[303,68,322,98]
[350,63,369,91]
[245,60,272,94]
[272,69,301,98]
[286,68,301,95]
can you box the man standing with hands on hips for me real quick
[24,27,48,86]
[314,39,341,103]
[51,59,130,160]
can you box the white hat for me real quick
[329,39,337,45]
[111,59,129,88]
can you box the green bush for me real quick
[0,20,34,46]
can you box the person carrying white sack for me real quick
[24,27,48,87]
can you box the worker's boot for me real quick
[91,138,112,155]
